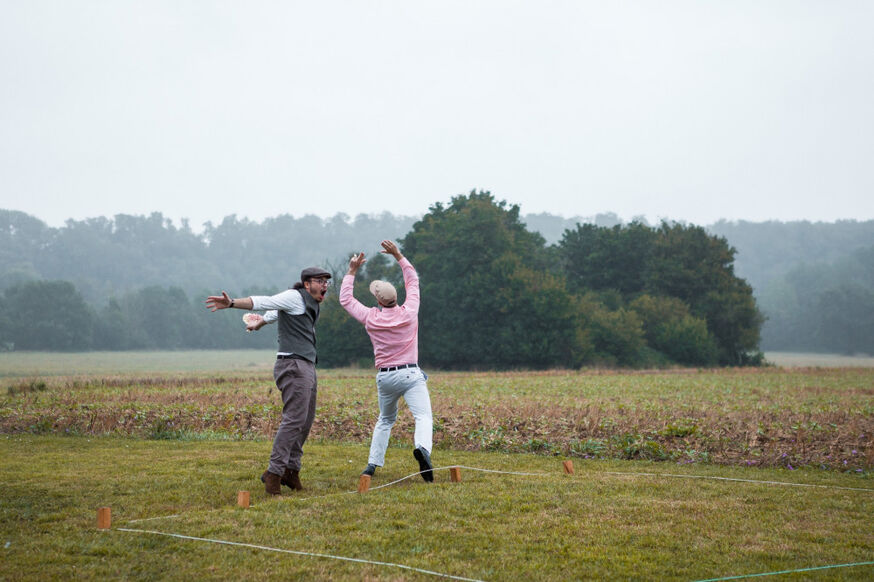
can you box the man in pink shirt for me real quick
[339,239,434,482]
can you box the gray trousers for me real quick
[268,357,317,476]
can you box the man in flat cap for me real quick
[340,240,434,482]
[205,266,332,495]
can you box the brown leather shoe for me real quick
[282,468,304,490]
[260,470,282,496]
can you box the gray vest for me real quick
[277,288,320,363]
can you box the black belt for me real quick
[378,363,418,372]
[277,354,306,361]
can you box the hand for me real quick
[205,291,232,311]
[348,252,366,275]
[380,240,403,261]
[243,313,265,332]
[247,319,267,332]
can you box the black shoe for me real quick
[362,464,377,476]
[413,447,433,482]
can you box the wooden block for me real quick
[563,460,575,475]
[449,466,462,482]
[237,490,250,508]
[97,507,111,529]
[358,474,371,493]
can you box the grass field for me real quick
[0,350,275,377]
[765,352,874,368]
[2,350,873,378]
[1,351,873,580]
[1,437,872,581]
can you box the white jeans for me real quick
[368,366,433,466]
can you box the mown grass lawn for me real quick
[1,435,872,581]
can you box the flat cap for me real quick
[300,267,332,282]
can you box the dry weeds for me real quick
[1,368,871,471]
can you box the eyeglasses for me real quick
[308,278,331,287]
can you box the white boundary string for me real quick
[117,527,485,582]
[126,514,182,524]
[602,471,874,493]
[452,465,546,477]
[691,560,874,581]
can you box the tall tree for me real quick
[647,223,762,364]
[559,221,655,294]
[401,191,588,369]
[559,221,762,364]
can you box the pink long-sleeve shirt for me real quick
[339,257,420,369]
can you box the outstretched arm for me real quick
[205,292,254,311]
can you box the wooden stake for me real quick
[563,460,575,475]
[449,466,462,482]
[358,474,371,493]
[97,507,111,529]
[237,491,250,508]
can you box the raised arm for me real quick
[205,291,254,311]
[381,240,419,313]
[339,252,370,323]
[380,240,403,262]
[347,251,366,276]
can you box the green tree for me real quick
[758,245,874,354]
[582,297,646,366]
[316,295,374,368]
[118,286,204,349]
[558,220,762,365]
[92,298,132,350]
[629,294,718,365]
[559,221,655,294]
[0,308,12,351]
[815,284,874,355]
[401,191,588,369]
[1,280,94,351]
[645,223,762,364]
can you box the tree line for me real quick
[0,208,417,303]
[3,200,871,359]
[756,245,874,354]
[0,193,766,367]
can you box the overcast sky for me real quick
[2,1,873,230]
